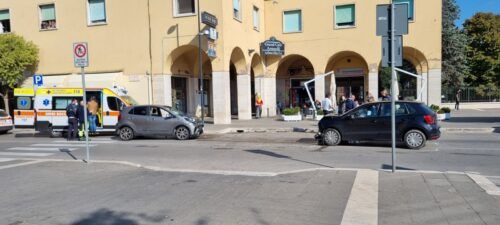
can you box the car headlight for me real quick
[184,117,196,123]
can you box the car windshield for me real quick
[120,95,139,106]
[0,110,8,117]
[167,107,186,117]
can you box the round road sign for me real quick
[74,44,87,58]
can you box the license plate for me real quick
[0,119,12,126]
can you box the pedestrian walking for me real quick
[66,98,78,141]
[321,93,333,115]
[255,94,263,119]
[380,89,392,101]
[87,96,98,134]
[455,89,461,111]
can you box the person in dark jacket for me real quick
[455,89,461,110]
[338,95,347,115]
[345,95,357,112]
[76,100,89,140]
[66,98,78,141]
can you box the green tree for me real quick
[463,13,500,97]
[442,0,468,88]
[0,34,39,112]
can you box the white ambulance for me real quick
[13,87,136,137]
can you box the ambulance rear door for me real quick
[13,89,35,128]
[102,89,124,130]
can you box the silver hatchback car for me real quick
[116,105,203,141]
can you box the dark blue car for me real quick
[316,101,440,149]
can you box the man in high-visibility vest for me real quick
[255,94,263,119]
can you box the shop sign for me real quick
[336,68,365,78]
[260,37,285,56]
[201,12,218,28]
[207,40,216,58]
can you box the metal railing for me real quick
[442,86,500,103]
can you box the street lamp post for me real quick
[197,0,205,123]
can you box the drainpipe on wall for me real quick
[147,0,154,104]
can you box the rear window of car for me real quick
[0,110,8,117]
[130,106,148,116]
[413,103,434,115]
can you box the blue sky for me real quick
[456,0,499,27]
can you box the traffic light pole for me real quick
[390,1,397,173]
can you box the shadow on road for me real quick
[69,208,168,225]
[381,164,415,171]
[60,148,78,160]
[245,149,334,168]
[442,116,500,124]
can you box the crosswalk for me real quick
[0,138,117,163]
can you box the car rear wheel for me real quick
[323,129,341,146]
[404,129,426,150]
[175,126,190,140]
[119,127,134,141]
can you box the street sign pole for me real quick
[390,2,397,173]
[81,66,90,162]
[73,42,90,163]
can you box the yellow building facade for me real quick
[0,0,441,124]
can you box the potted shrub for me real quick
[436,109,446,121]
[315,109,324,121]
[441,107,451,120]
[282,107,302,121]
[430,104,440,113]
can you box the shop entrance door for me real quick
[290,79,314,108]
[336,77,365,103]
[171,77,187,114]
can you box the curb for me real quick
[206,127,495,134]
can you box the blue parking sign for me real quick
[33,74,43,86]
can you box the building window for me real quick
[252,6,259,30]
[0,10,11,33]
[40,4,56,30]
[283,10,302,33]
[335,4,355,28]
[88,0,107,25]
[233,0,241,21]
[174,0,195,17]
[393,0,414,21]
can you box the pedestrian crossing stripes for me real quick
[7,147,77,151]
[0,139,115,160]
[0,152,53,157]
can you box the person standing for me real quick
[77,100,88,141]
[338,95,347,115]
[255,94,263,119]
[380,89,392,101]
[87,96,98,135]
[455,89,461,110]
[366,92,375,103]
[66,98,78,141]
[345,95,357,112]
[321,93,333,115]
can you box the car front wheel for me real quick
[323,129,341,146]
[404,129,426,150]
[119,127,134,141]
[175,126,190,140]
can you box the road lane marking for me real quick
[52,140,115,144]
[0,160,43,170]
[0,152,53,157]
[7,147,77,151]
[0,158,16,162]
[340,169,378,225]
[32,144,96,147]
[467,173,500,196]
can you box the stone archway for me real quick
[166,45,213,117]
[229,47,251,120]
[325,51,369,103]
[276,54,315,108]
[378,47,429,102]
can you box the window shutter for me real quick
[284,10,301,32]
[40,5,56,21]
[89,0,106,22]
[253,8,259,28]
[336,5,354,24]
[0,10,9,20]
